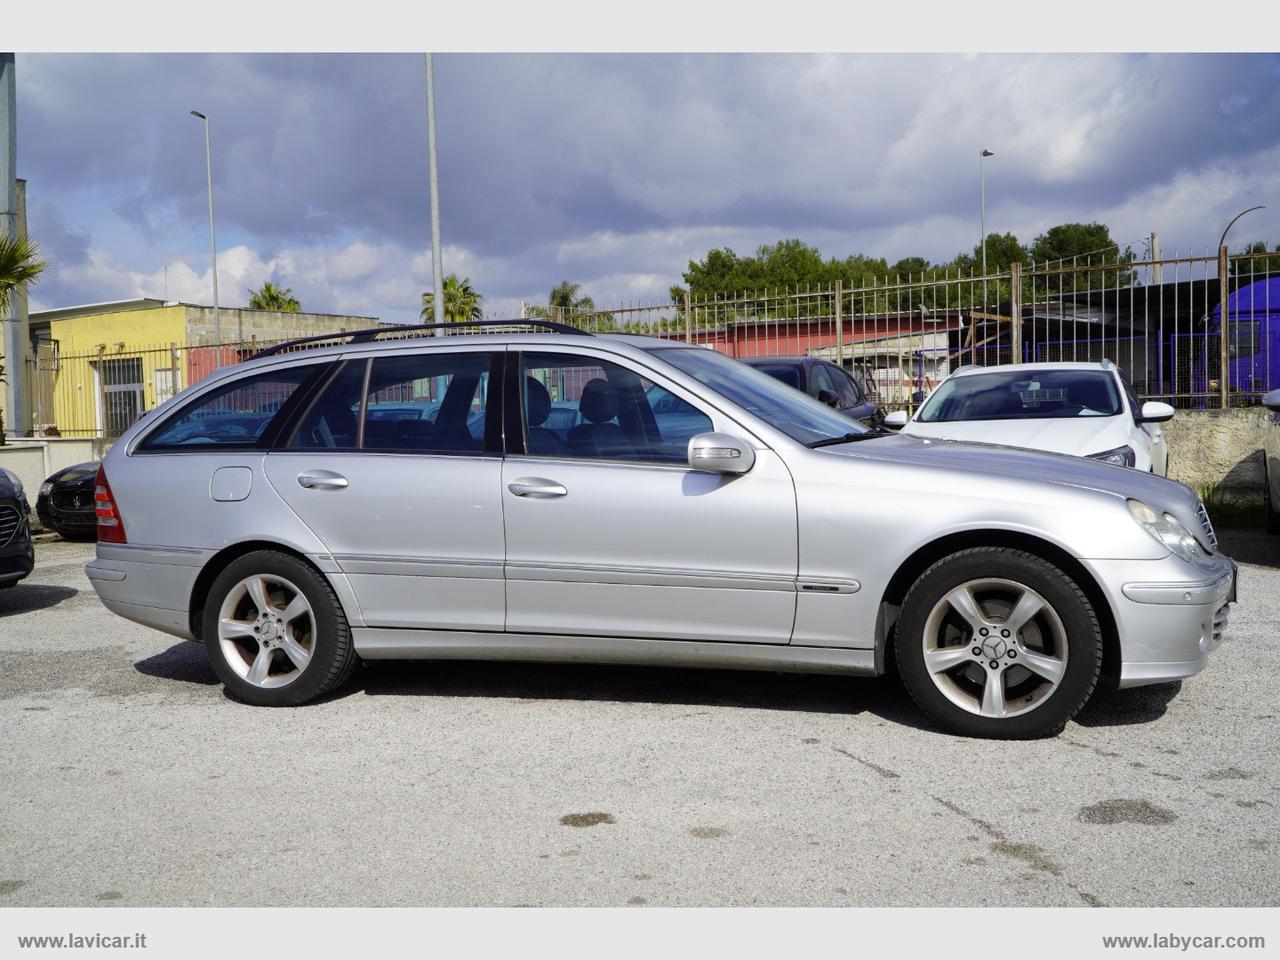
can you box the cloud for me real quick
[17,52,1280,325]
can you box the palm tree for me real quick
[527,281,595,320]
[0,234,47,444]
[420,274,484,324]
[0,234,46,317]
[248,280,301,312]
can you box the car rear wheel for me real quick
[202,550,356,706]
[895,547,1102,739]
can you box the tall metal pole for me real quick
[425,54,444,327]
[979,149,994,277]
[1,53,27,438]
[191,111,221,357]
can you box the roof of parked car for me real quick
[949,360,1115,378]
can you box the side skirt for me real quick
[353,628,878,677]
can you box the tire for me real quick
[1265,465,1280,535]
[895,547,1102,739]
[201,550,356,706]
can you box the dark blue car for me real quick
[742,356,885,429]
[0,467,35,589]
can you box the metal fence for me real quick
[27,338,289,440]
[533,245,1279,411]
[22,245,1278,440]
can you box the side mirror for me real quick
[1139,401,1175,423]
[688,432,756,475]
[1263,389,1280,412]
[816,388,841,408]
[883,410,909,430]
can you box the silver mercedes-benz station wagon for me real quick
[86,322,1237,738]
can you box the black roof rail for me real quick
[254,318,592,358]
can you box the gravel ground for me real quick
[1,534,1277,908]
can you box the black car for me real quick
[36,460,100,541]
[0,467,35,589]
[742,356,885,428]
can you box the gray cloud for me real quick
[16,52,1280,323]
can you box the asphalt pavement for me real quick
[2,534,1277,907]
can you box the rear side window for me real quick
[755,364,802,390]
[140,364,321,450]
[831,366,864,407]
[289,361,368,449]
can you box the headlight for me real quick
[1088,445,1135,467]
[0,467,22,496]
[39,482,53,498]
[1127,499,1201,562]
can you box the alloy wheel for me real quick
[921,577,1068,719]
[216,574,315,689]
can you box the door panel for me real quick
[266,453,505,629]
[263,349,506,630]
[504,349,798,644]
[502,451,797,644]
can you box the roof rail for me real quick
[254,318,592,358]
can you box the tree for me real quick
[0,233,46,317]
[527,281,595,319]
[0,234,48,445]
[888,256,931,280]
[420,274,483,324]
[1028,222,1135,291]
[975,232,1028,274]
[248,281,301,312]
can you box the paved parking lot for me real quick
[2,535,1277,908]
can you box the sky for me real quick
[16,52,1280,323]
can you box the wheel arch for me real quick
[189,540,355,642]
[877,529,1121,687]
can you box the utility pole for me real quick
[190,111,222,357]
[425,54,444,327]
[1149,232,1162,286]
[1,53,29,438]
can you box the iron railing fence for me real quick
[22,246,1278,439]
[528,245,1279,410]
[26,337,293,440]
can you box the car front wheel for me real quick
[202,550,356,706]
[895,547,1102,739]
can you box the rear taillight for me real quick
[94,465,127,544]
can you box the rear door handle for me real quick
[507,477,567,499]
[297,471,349,491]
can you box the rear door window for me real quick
[361,352,499,454]
[140,364,323,450]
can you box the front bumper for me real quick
[1082,551,1237,689]
[36,488,98,535]
[0,501,35,586]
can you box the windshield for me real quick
[655,348,867,444]
[918,369,1122,422]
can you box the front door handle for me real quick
[298,471,349,491]
[507,477,567,499]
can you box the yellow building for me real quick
[27,298,380,439]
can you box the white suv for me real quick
[886,361,1174,474]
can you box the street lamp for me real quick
[190,110,221,357]
[980,149,994,277]
[1217,204,1266,253]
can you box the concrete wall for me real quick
[183,306,381,346]
[0,437,100,509]
[1165,407,1272,502]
